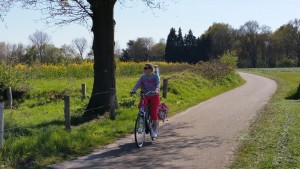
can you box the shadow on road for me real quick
[57,122,223,169]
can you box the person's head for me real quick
[144,63,154,74]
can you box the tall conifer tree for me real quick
[176,28,184,62]
[184,29,197,63]
[165,28,177,62]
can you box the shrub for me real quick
[219,50,238,72]
[196,60,230,79]
[0,63,30,102]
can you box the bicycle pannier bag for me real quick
[158,103,169,122]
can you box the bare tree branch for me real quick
[118,0,166,9]
[0,0,16,22]
[0,0,92,27]
[72,37,88,60]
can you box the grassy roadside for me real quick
[1,70,243,169]
[231,68,300,169]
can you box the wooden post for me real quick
[81,83,86,100]
[110,88,116,120]
[64,95,71,131]
[7,87,12,109]
[0,102,4,149]
[297,83,300,98]
[162,79,168,98]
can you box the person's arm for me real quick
[155,74,160,94]
[132,75,143,93]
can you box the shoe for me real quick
[137,128,143,134]
[151,130,158,139]
[145,126,150,134]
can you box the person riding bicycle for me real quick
[131,63,160,139]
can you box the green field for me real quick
[0,59,243,168]
[231,68,300,169]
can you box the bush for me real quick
[196,60,230,79]
[0,63,30,102]
[193,51,238,79]
[219,50,238,72]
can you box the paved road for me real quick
[49,72,277,169]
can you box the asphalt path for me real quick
[49,72,277,169]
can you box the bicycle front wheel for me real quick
[134,115,146,148]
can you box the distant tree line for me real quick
[3,19,300,68]
[119,37,166,62]
[0,31,94,65]
[164,19,300,68]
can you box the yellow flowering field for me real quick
[7,61,193,79]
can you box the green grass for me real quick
[231,68,300,169]
[0,61,243,168]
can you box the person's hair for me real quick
[145,63,154,72]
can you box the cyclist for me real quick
[131,63,160,139]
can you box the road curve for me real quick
[49,72,277,169]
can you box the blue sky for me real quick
[1,0,300,50]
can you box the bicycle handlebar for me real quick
[131,91,157,96]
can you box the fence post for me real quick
[110,88,116,120]
[81,83,86,100]
[162,79,168,98]
[297,83,300,98]
[64,95,71,131]
[7,87,12,109]
[0,102,4,149]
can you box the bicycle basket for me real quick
[158,103,169,121]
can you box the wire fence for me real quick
[0,85,117,148]
[0,63,168,149]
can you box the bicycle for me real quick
[132,91,158,148]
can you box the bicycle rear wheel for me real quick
[134,115,145,148]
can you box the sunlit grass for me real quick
[0,60,243,168]
[231,68,300,169]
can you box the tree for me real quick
[0,1,14,22]
[0,42,6,60]
[120,40,134,62]
[204,23,235,59]
[1,0,164,119]
[120,49,131,62]
[196,34,211,62]
[86,48,94,61]
[72,37,88,61]
[123,37,155,61]
[184,29,197,63]
[237,21,270,68]
[273,24,296,60]
[121,37,164,62]
[176,27,185,62]
[5,43,26,64]
[165,28,177,62]
[29,31,51,64]
[60,44,77,61]
[289,19,300,67]
[132,37,154,61]
[43,45,64,64]
[85,0,163,118]
[22,46,37,65]
[114,41,122,59]
[149,38,166,61]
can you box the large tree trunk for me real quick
[297,48,300,67]
[298,55,300,67]
[84,0,117,119]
